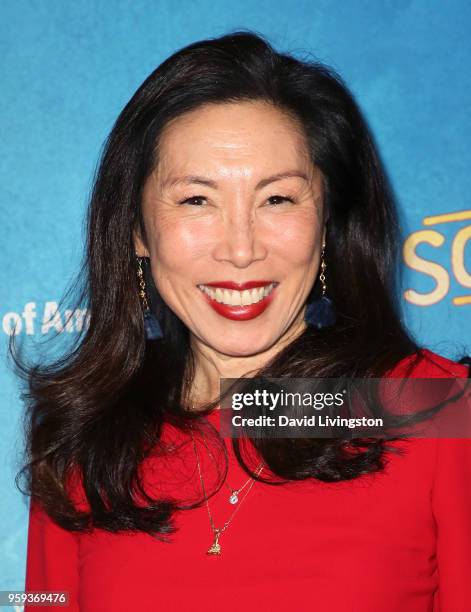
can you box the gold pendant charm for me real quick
[207,530,222,555]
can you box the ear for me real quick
[133,227,150,258]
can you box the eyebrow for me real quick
[162,170,309,190]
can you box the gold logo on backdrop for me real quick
[403,209,471,306]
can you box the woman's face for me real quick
[135,100,327,357]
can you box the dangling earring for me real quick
[304,239,336,329]
[136,255,164,340]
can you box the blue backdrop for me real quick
[1,0,470,602]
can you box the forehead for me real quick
[155,101,312,180]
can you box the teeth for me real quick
[199,283,276,306]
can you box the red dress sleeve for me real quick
[391,349,471,609]
[432,437,471,611]
[24,501,80,611]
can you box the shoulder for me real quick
[385,348,470,379]
[380,348,470,433]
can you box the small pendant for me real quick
[207,530,222,555]
[229,492,239,504]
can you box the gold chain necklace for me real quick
[224,473,260,505]
[190,425,265,555]
[198,426,264,504]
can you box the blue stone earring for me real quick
[136,255,164,340]
[304,241,336,329]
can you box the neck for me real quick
[186,315,307,411]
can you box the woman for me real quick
[16,31,471,611]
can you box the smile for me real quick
[197,282,279,321]
[198,283,277,305]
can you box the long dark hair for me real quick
[10,30,469,538]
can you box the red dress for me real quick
[25,349,471,611]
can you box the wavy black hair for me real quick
[10,30,470,537]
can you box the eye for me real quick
[179,196,207,206]
[267,195,295,206]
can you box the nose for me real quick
[212,206,268,268]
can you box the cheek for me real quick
[150,216,213,271]
[265,213,319,264]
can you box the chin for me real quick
[210,335,279,358]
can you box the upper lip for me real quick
[198,280,278,290]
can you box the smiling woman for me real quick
[135,100,325,348]
[10,30,471,612]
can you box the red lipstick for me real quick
[198,281,279,321]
